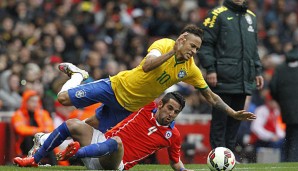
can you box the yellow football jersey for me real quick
[110,38,208,112]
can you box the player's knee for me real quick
[57,91,71,106]
[66,119,82,134]
[112,136,123,149]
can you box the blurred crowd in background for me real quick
[0,0,298,164]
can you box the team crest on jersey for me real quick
[75,90,86,98]
[245,14,252,25]
[178,69,187,79]
[165,131,172,139]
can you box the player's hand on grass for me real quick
[232,110,256,121]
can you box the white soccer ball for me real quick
[207,147,236,171]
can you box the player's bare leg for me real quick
[57,91,72,106]
[85,115,100,129]
[99,136,124,170]
[65,119,93,146]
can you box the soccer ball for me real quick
[207,147,236,171]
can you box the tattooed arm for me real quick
[200,88,256,121]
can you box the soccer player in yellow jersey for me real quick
[57,24,256,133]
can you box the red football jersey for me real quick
[105,102,182,170]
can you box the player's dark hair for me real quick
[162,92,186,111]
[180,24,204,40]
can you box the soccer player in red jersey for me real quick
[14,92,193,171]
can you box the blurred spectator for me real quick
[20,63,43,96]
[0,54,8,72]
[60,22,83,64]
[264,0,286,30]
[11,90,55,163]
[147,6,179,37]
[0,17,14,51]
[280,11,297,44]
[0,71,21,111]
[85,50,102,71]
[250,91,285,152]
[103,59,121,77]
[270,46,298,162]
[130,8,145,34]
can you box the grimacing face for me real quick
[155,99,181,126]
[180,33,202,61]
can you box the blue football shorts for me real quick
[68,78,132,132]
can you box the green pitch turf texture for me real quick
[1,163,298,171]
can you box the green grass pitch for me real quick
[2,163,298,171]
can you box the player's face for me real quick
[155,99,181,126]
[180,34,202,61]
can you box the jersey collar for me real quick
[169,121,175,129]
[174,55,185,67]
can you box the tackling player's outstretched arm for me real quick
[200,88,256,121]
[200,88,235,115]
